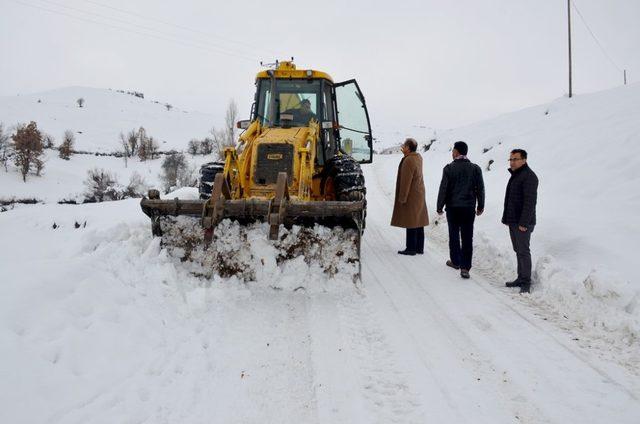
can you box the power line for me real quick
[80,0,282,58]
[38,0,253,58]
[570,0,622,72]
[31,0,260,61]
[12,0,260,62]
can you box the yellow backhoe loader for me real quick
[140,61,373,278]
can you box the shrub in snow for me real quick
[178,162,198,188]
[12,121,45,181]
[58,130,74,160]
[200,137,214,155]
[160,153,187,192]
[83,168,121,202]
[160,153,196,192]
[81,168,148,202]
[187,139,200,155]
[123,171,148,198]
[42,133,55,149]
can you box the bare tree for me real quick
[137,127,149,161]
[127,129,138,156]
[0,123,11,172]
[12,121,44,182]
[77,97,85,108]
[119,132,130,167]
[224,99,238,147]
[59,130,74,160]
[210,126,228,159]
[147,137,159,160]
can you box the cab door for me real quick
[333,79,373,164]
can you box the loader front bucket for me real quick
[140,173,365,280]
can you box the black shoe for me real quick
[505,279,522,288]
[519,283,531,294]
[398,249,416,256]
[416,251,424,255]
[446,260,460,270]
[460,269,470,279]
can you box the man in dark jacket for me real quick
[502,148,538,293]
[436,141,485,279]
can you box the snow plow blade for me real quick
[141,172,365,241]
[140,196,365,238]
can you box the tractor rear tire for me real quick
[327,155,366,201]
[326,155,367,231]
[199,162,224,199]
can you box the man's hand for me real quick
[437,210,444,216]
[476,208,484,216]
[518,225,527,232]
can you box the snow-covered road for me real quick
[355,162,640,423]
[1,158,639,424]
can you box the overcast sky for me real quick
[1,0,639,131]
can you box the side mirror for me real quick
[365,134,372,147]
[236,120,251,130]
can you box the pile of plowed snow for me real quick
[161,217,360,288]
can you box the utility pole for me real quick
[567,0,573,97]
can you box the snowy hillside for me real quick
[0,86,220,203]
[0,87,215,152]
[1,84,640,423]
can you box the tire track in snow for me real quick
[336,289,425,423]
[369,159,640,400]
[362,223,548,424]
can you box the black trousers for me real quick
[509,224,534,283]
[405,227,425,253]
[446,207,476,270]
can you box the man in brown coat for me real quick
[391,138,430,255]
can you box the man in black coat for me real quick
[437,141,485,279]
[502,148,539,293]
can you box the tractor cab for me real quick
[251,61,373,165]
